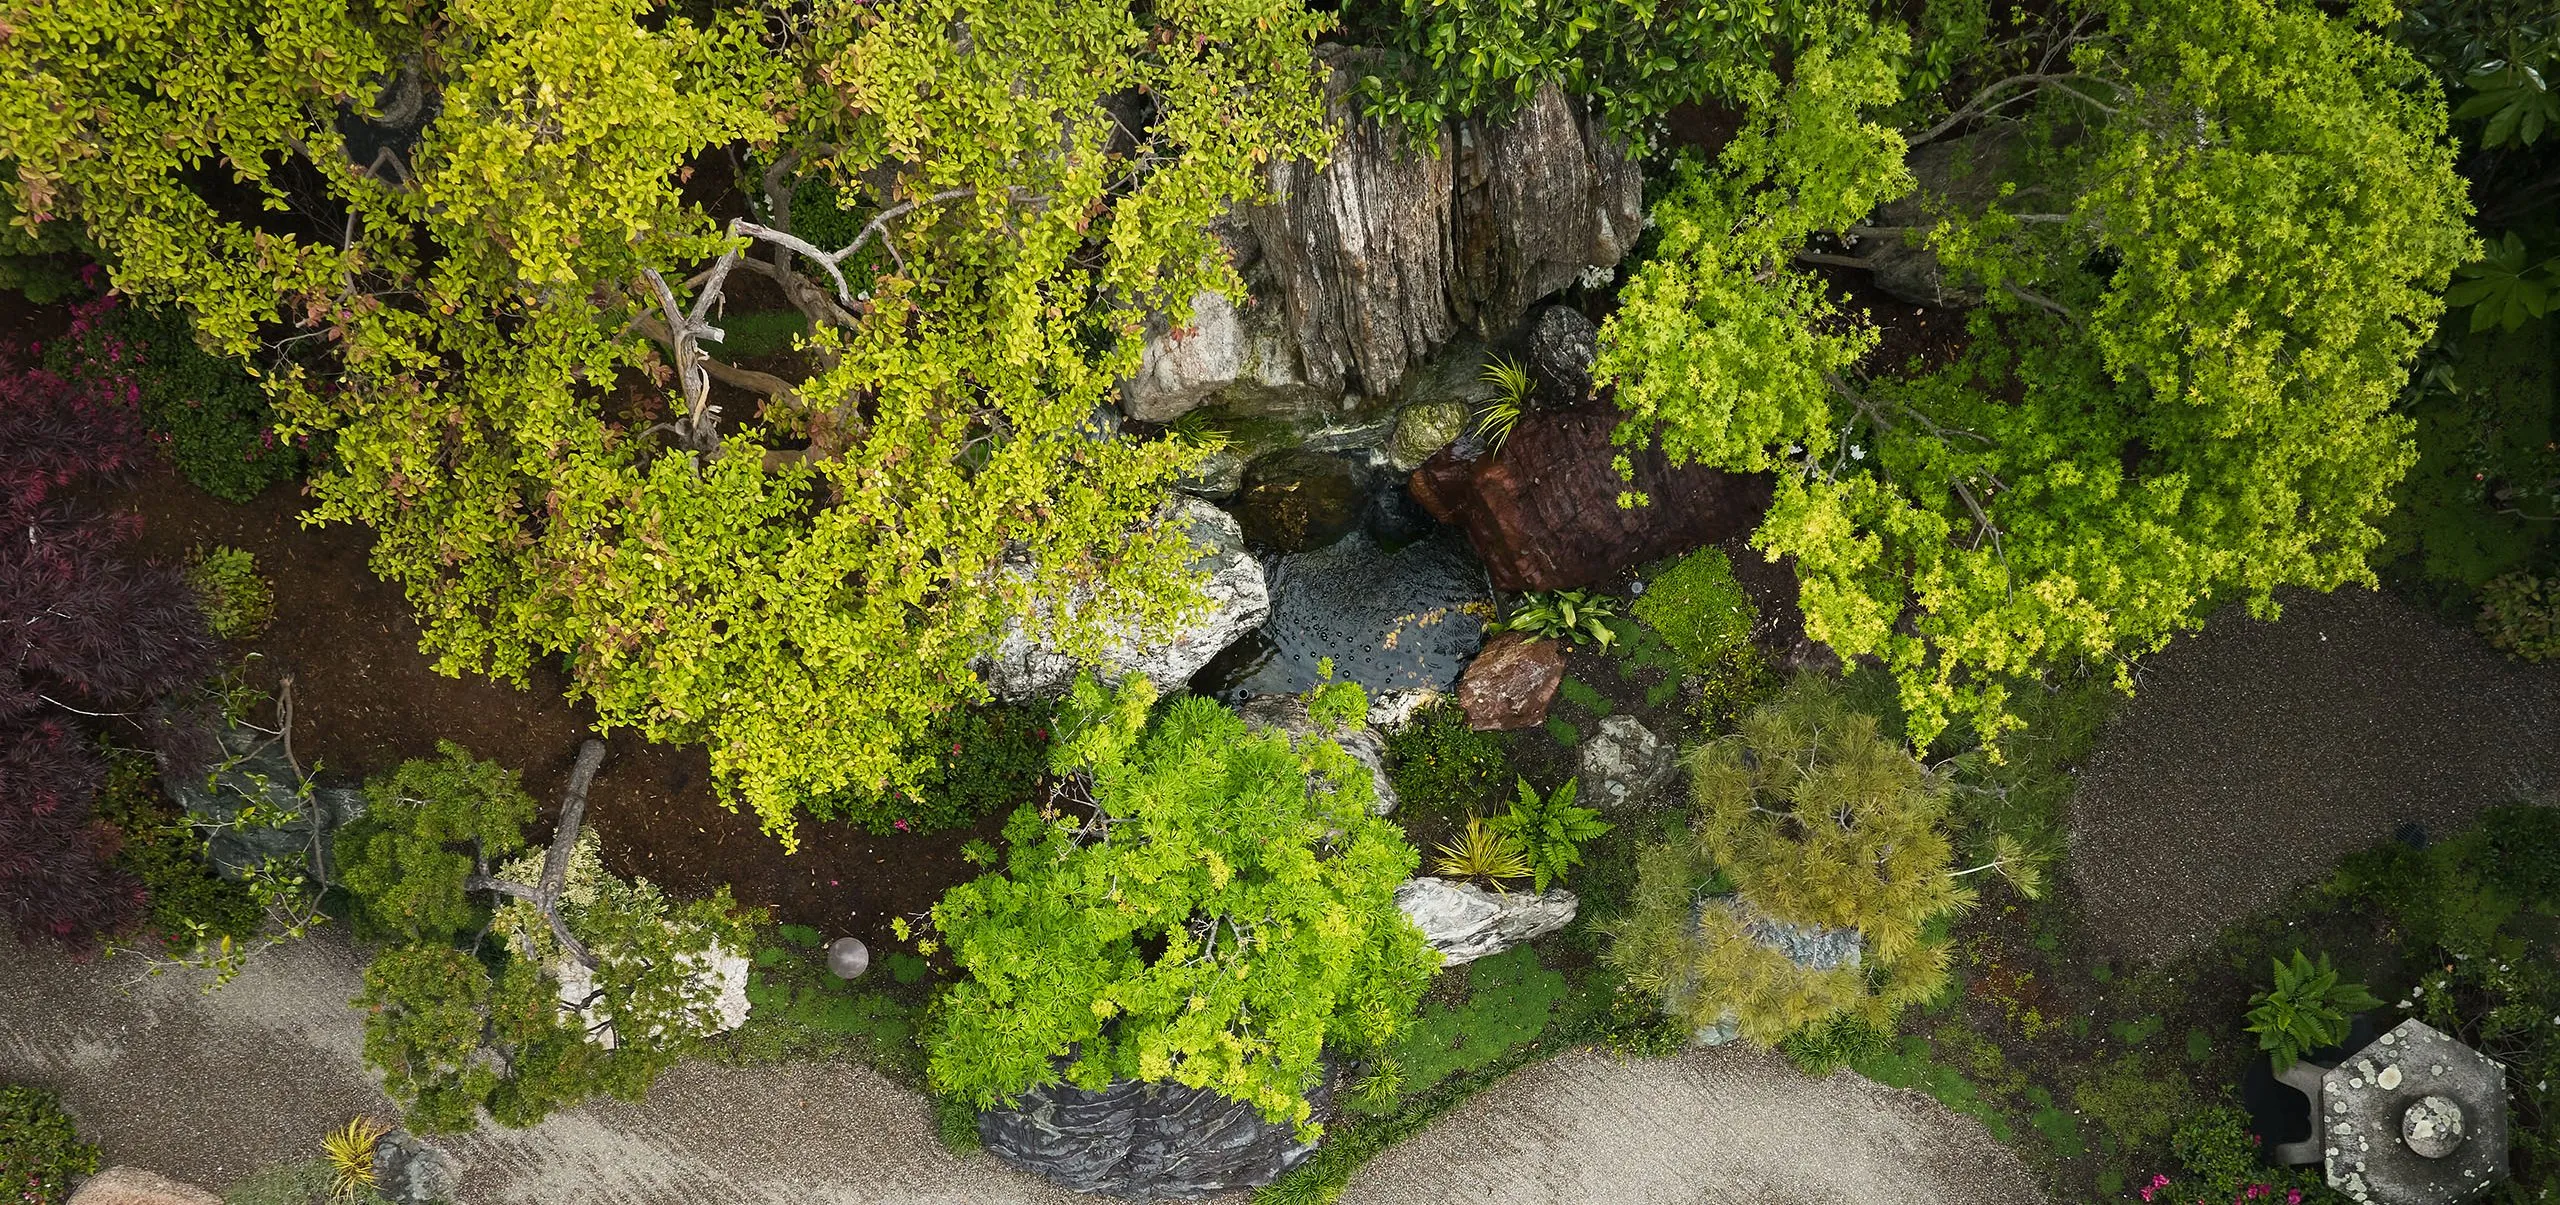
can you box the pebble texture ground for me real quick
[4,927,2039,1205]
[1336,1045,2041,1205]
[2070,587,2560,964]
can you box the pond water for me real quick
[1193,524,1492,702]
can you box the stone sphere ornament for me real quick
[2401,1095,2466,1159]
[827,937,871,980]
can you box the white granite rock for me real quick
[1395,876,1577,966]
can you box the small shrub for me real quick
[186,545,275,641]
[933,1094,983,1154]
[2244,951,2380,1072]
[1384,702,1513,817]
[0,1082,99,1205]
[94,743,261,950]
[1489,777,1609,893]
[1491,590,1619,649]
[1632,548,1755,673]
[1431,815,1531,886]
[812,703,1050,834]
[2480,802,2560,905]
[2157,1102,2327,1204]
[1779,1013,1892,1076]
[1691,642,1781,737]
[321,1116,391,1203]
[51,302,304,502]
[2479,571,2560,661]
[1606,675,1964,1047]
[1474,356,1529,451]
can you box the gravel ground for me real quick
[1337,1044,2042,1205]
[3,926,2043,1205]
[2069,587,2560,965]
[0,930,1088,1205]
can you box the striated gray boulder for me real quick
[1395,877,1578,965]
[980,1072,1332,1200]
[1128,46,1640,423]
[1234,693,1397,815]
[984,498,1270,699]
[1579,716,1677,813]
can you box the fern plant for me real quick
[1432,816,1531,888]
[1489,777,1610,893]
[1490,590,1618,650]
[2245,951,2381,1071]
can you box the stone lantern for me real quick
[2277,1019,2509,1205]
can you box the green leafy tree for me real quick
[1605,675,1967,1045]
[0,0,1333,847]
[1597,0,2474,752]
[2245,951,2382,1071]
[1345,0,1862,139]
[345,742,751,1131]
[1489,777,1610,894]
[917,675,1435,1140]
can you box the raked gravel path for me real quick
[1337,1044,2041,1205]
[3,927,2040,1205]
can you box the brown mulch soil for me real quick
[111,465,996,938]
[2068,585,2560,965]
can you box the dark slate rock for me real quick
[980,1071,1332,1200]
[372,1131,462,1205]
[163,723,363,880]
[1523,305,1597,407]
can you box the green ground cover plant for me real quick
[0,1083,97,1205]
[1489,777,1608,894]
[1631,548,1754,672]
[185,546,276,642]
[1383,702,1514,819]
[44,301,305,503]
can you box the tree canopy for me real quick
[917,676,1435,1139]
[1595,0,2475,749]
[0,0,1332,845]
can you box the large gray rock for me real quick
[1240,46,1641,404]
[1123,289,1325,422]
[1579,716,1677,813]
[163,722,364,881]
[980,1072,1331,1200]
[1234,693,1396,815]
[372,1132,462,1205]
[1395,877,1578,965]
[67,1168,221,1205]
[985,498,1271,699]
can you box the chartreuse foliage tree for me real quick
[915,675,1435,1140]
[1596,0,2474,752]
[1605,676,1968,1046]
[0,0,1333,847]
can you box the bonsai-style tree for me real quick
[0,0,1333,845]
[341,741,749,1132]
[1596,0,2475,751]
[1605,675,1972,1046]
[916,675,1435,1139]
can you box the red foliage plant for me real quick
[0,291,215,946]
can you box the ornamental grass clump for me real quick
[917,675,1436,1140]
[1605,674,1967,1046]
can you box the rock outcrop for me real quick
[163,722,363,881]
[1579,716,1678,812]
[1125,46,1641,421]
[980,1072,1331,1200]
[67,1168,221,1205]
[1410,408,1770,591]
[985,498,1272,698]
[371,1133,463,1205]
[1455,631,1565,731]
[1523,305,1599,407]
[1395,877,1578,965]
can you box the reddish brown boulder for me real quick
[1410,409,1770,591]
[1456,632,1566,731]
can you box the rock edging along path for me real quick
[5,928,2037,1205]
[1336,1044,2043,1205]
[2069,587,2560,965]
